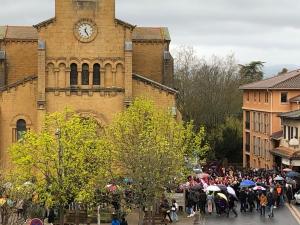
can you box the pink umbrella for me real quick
[253,186,266,191]
[283,168,292,172]
[197,173,210,179]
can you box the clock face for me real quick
[78,24,93,38]
[74,19,98,43]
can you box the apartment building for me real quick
[240,70,300,169]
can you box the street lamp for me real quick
[55,128,64,225]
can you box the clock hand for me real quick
[84,28,89,36]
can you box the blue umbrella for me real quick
[240,180,255,187]
[286,171,300,178]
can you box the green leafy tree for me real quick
[210,116,243,163]
[239,61,265,84]
[104,98,208,224]
[6,109,110,225]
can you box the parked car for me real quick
[294,190,300,204]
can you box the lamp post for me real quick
[55,128,64,225]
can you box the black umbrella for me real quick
[217,184,227,192]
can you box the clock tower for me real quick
[55,0,116,25]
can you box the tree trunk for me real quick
[59,205,64,225]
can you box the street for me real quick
[191,205,300,225]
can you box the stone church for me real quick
[0,0,177,167]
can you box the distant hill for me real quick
[263,64,300,78]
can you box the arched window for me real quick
[16,119,27,141]
[93,64,101,85]
[82,63,89,85]
[70,63,78,85]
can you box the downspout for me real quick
[269,89,273,169]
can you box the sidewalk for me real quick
[41,211,195,225]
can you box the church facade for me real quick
[0,0,177,167]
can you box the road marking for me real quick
[286,203,300,224]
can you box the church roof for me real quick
[0,25,171,42]
[133,73,177,94]
[133,27,171,41]
[0,26,37,41]
[240,69,300,90]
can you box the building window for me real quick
[16,119,27,141]
[254,92,257,101]
[245,132,250,152]
[245,111,250,130]
[82,63,89,85]
[265,92,269,103]
[281,92,288,103]
[93,64,101,85]
[247,91,250,101]
[70,63,78,85]
[296,127,299,139]
[258,92,261,102]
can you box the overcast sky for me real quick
[1,0,300,74]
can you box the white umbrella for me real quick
[207,185,221,192]
[227,186,237,197]
[274,176,285,181]
[253,186,266,191]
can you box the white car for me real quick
[294,190,300,204]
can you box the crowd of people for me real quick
[159,168,299,223]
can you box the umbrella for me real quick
[283,168,292,172]
[217,193,228,201]
[256,182,267,187]
[286,171,300,178]
[217,184,227,192]
[240,180,255,187]
[207,185,221,192]
[253,186,266,191]
[227,186,237,197]
[197,173,210,179]
[190,184,203,191]
[274,176,285,181]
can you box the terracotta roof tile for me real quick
[133,27,171,41]
[270,146,294,158]
[0,26,38,40]
[240,69,300,90]
[280,109,300,120]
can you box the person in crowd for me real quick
[239,188,247,213]
[207,192,214,214]
[160,197,173,223]
[259,193,267,217]
[286,184,293,204]
[247,189,256,212]
[266,191,275,218]
[227,195,238,218]
[170,199,179,222]
[120,216,128,225]
[198,190,207,214]
[111,214,120,225]
[275,184,282,208]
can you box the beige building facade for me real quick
[0,0,178,167]
[240,70,300,169]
